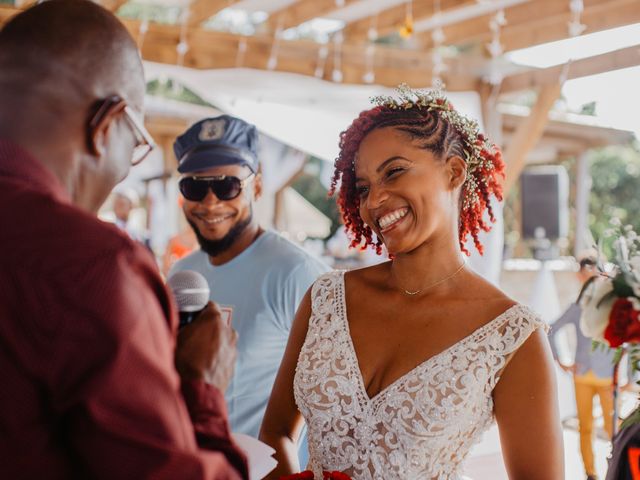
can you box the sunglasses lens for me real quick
[179,178,209,201]
[212,177,242,200]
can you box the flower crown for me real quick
[370,83,502,210]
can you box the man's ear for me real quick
[446,155,467,190]
[253,172,263,200]
[87,105,120,159]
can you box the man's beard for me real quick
[187,210,253,258]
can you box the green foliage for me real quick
[579,101,597,116]
[146,79,213,107]
[290,157,341,239]
[117,2,181,23]
[589,144,640,258]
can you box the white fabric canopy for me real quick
[143,64,485,163]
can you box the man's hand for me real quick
[175,301,238,392]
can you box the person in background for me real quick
[0,2,246,478]
[550,254,615,480]
[169,115,329,454]
[111,186,151,248]
[162,199,199,277]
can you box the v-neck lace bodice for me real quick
[293,271,547,480]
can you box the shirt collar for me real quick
[0,138,70,203]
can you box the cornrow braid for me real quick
[330,98,504,256]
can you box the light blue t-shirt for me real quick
[170,230,329,439]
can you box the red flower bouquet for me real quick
[579,219,640,429]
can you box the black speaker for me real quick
[521,166,569,241]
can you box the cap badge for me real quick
[198,119,226,141]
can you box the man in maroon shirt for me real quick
[0,1,248,479]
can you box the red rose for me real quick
[323,472,352,480]
[604,298,640,347]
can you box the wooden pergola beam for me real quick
[496,0,640,53]
[0,4,474,89]
[344,0,474,42]
[265,0,359,32]
[120,17,479,89]
[414,0,636,52]
[186,0,240,27]
[503,84,562,194]
[100,0,128,12]
[502,44,640,93]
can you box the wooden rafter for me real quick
[414,0,637,52]
[503,84,562,194]
[116,16,479,90]
[502,44,640,93]
[344,0,475,42]
[186,0,239,27]
[265,0,359,32]
[100,0,128,12]
[498,0,640,53]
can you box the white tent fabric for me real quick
[143,64,485,163]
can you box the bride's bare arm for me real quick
[260,289,312,479]
[494,328,564,479]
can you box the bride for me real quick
[260,87,564,479]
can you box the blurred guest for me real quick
[550,254,615,480]
[170,115,329,450]
[111,186,151,248]
[0,2,246,478]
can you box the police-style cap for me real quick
[174,115,259,174]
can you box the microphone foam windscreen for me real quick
[167,270,210,312]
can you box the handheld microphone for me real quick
[167,270,210,328]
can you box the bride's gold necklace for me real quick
[396,261,466,296]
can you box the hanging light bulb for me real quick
[362,44,375,84]
[235,37,247,68]
[331,31,343,83]
[315,45,329,78]
[399,0,413,39]
[568,0,586,38]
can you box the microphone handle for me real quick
[179,310,202,329]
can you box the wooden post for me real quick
[503,83,561,195]
[574,150,592,256]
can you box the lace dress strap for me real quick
[309,270,343,322]
[488,304,550,388]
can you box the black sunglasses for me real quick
[179,174,255,202]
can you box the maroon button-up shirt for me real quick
[0,140,248,479]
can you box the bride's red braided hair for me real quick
[329,104,505,256]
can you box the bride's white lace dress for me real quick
[293,271,547,480]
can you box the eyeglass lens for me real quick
[179,177,244,201]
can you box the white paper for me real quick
[231,432,278,480]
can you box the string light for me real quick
[331,30,344,83]
[176,7,190,68]
[561,0,586,83]
[137,19,149,50]
[315,44,329,78]
[399,0,413,39]
[363,44,375,84]
[267,15,284,71]
[235,37,247,68]
[430,0,446,87]
[485,9,506,86]
[568,0,586,37]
